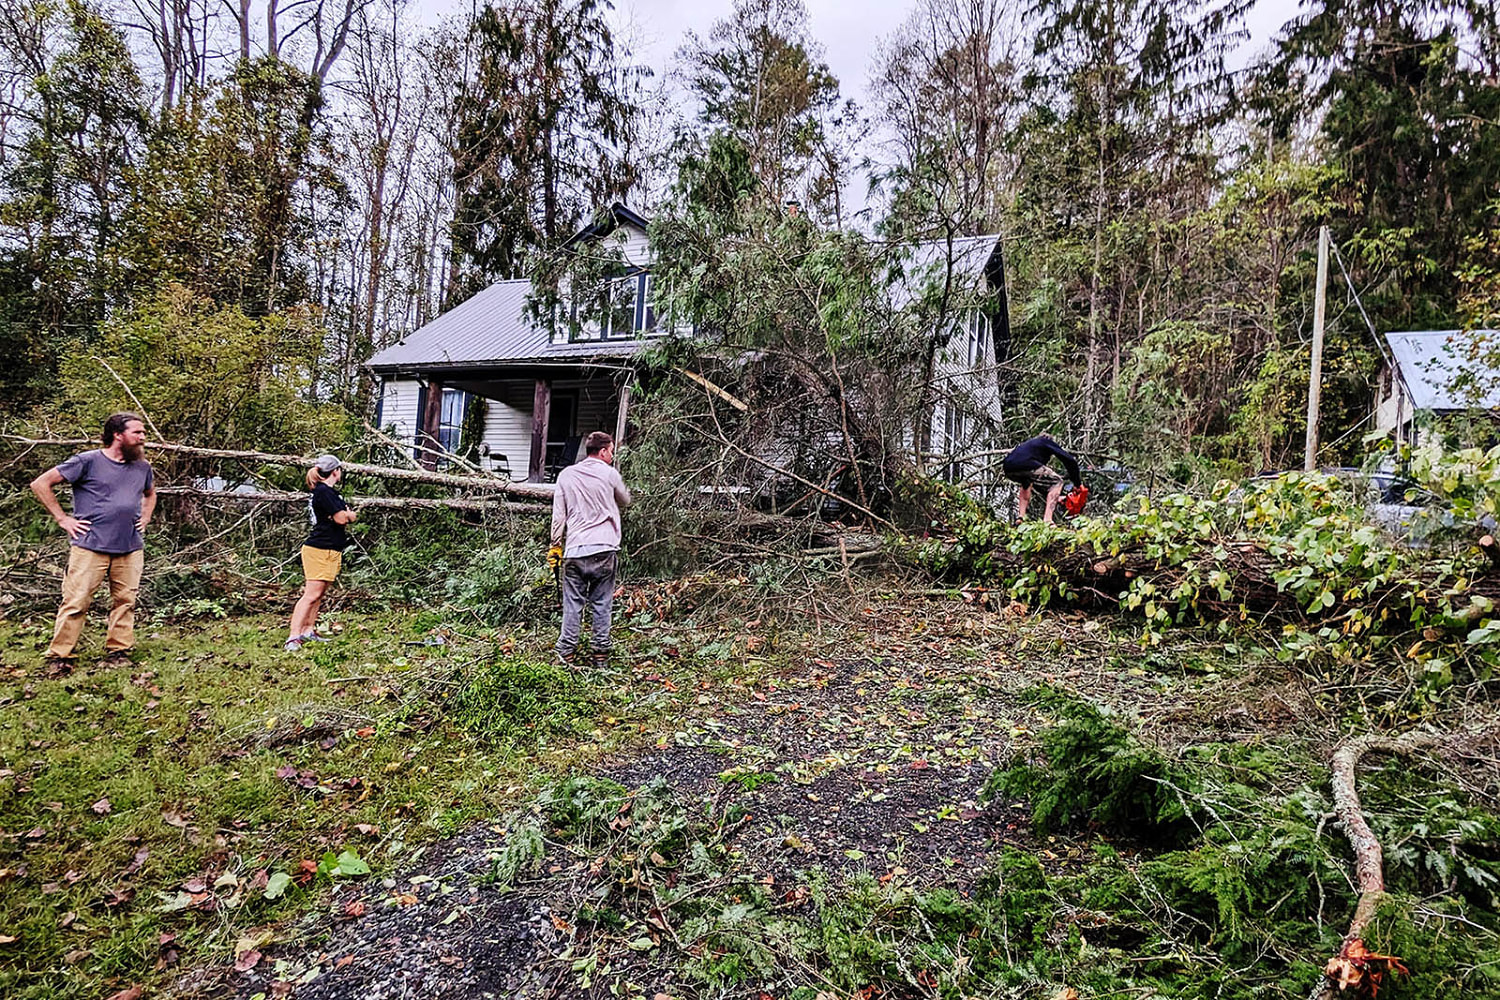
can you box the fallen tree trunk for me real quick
[153,486,548,514]
[4,435,554,500]
[982,537,1500,621]
[1309,731,1440,1000]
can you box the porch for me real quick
[375,364,632,483]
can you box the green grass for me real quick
[0,608,700,999]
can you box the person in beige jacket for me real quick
[549,431,631,666]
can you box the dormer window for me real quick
[572,271,662,341]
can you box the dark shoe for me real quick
[554,648,576,667]
[44,656,75,677]
[99,650,134,669]
[590,650,612,669]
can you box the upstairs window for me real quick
[964,311,990,369]
[573,271,663,341]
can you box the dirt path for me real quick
[217,645,1041,999]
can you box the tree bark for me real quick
[154,485,546,513]
[3,436,554,499]
[1309,731,1440,1000]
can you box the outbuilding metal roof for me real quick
[1385,329,1500,411]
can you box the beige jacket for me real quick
[551,457,632,557]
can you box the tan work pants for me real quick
[48,547,145,658]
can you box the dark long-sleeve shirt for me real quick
[1002,436,1081,486]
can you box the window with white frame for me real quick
[964,311,990,369]
[437,388,466,456]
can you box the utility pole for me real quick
[1304,225,1330,472]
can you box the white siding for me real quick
[479,395,532,478]
[377,379,423,444]
[614,223,651,266]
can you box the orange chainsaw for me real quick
[1062,484,1090,517]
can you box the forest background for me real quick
[0,0,1496,482]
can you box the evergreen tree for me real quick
[447,0,640,302]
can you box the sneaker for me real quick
[554,648,576,667]
[590,650,612,669]
[99,651,133,669]
[284,638,304,652]
[44,656,75,677]
[300,631,334,643]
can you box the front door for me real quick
[545,394,577,478]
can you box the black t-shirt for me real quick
[305,483,349,551]
[1003,436,1082,486]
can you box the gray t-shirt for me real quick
[55,450,155,554]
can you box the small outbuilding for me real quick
[1374,329,1500,446]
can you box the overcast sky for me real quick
[418,0,1309,105]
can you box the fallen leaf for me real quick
[91,797,111,815]
[233,949,262,972]
[105,988,143,1000]
[343,900,365,917]
[0,934,17,944]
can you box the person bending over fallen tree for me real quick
[286,455,357,652]
[1002,433,1082,525]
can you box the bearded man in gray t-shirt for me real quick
[30,413,157,670]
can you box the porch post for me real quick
[614,384,632,444]
[528,378,552,482]
[418,378,444,471]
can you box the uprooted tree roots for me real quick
[1310,731,1441,1000]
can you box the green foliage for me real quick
[49,284,345,452]
[985,686,1194,842]
[450,653,596,744]
[442,541,547,619]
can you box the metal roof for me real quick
[366,227,1003,373]
[886,235,1002,309]
[1385,329,1500,411]
[365,278,647,372]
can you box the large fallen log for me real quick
[1309,731,1440,1000]
[4,435,554,500]
[153,486,548,514]
[983,537,1500,621]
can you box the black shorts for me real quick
[1003,464,1063,489]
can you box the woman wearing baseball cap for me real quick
[286,455,357,651]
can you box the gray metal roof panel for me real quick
[1385,329,1500,411]
[366,279,653,370]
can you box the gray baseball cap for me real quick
[313,454,342,473]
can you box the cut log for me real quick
[3,436,553,500]
[153,486,547,514]
[1308,731,1440,1000]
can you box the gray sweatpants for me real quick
[557,550,617,657]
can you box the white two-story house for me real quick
[366,204,1010,487]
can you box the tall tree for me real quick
[0,0,145,406]
[871,0,1025,241]
[1261,0,1500,330]
[679,0,842,207]
[447,0,640,300]
[1013,0,1246,449]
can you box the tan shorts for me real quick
[301,545,342,582]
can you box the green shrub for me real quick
[984,686,1194,843]
[449,654,595,744]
